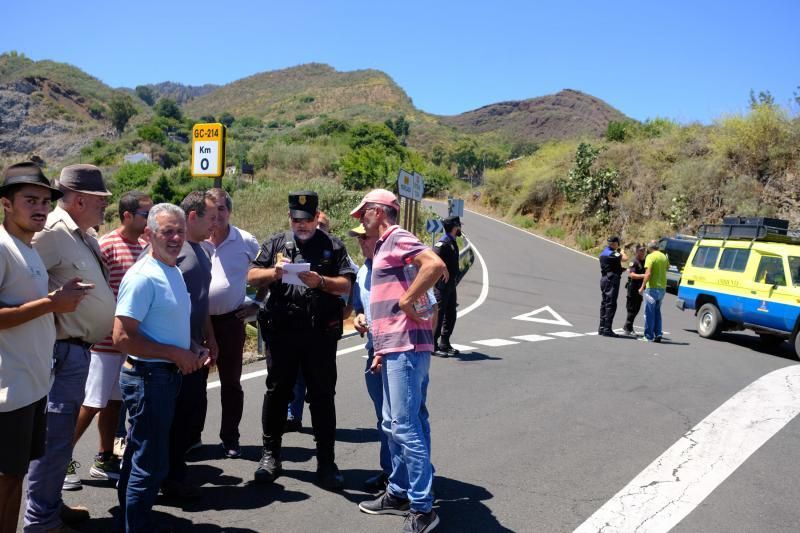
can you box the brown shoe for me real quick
[60,504,90,525]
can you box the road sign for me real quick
[412,172,425,201]
[397,169,414,199]
[512,305,572,326]
[448,198,464,217]
[191,123,226,178]
[426,218,443,234]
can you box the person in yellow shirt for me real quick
[639,241,669,342]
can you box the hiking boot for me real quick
[60,504,90,525]
[363,471,389,493]
[316,461,344,490]
[432,346,450,358]
[439,342,460,356]
[221,441,242,459]
[89,453,120,480]
[254,448,281,484]
[403,509,440,532]
[62,460,82,491]
[113,436,127,458]
[161,479,202,501]
[358,490,410,515]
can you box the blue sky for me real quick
[4,0,798,123]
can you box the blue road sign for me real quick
[426,218,444,233]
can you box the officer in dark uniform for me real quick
[247,191,355,489]
[433,216,461,357]
[598,236,627,337]
[623,244,647,335]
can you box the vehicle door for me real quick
[747,254,793,331]
[716,247,750,323]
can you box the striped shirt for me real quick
[370,225,434,356]
[92,228,145,354]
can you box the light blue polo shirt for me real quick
[116,254,191,362]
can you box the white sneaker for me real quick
[62,460,82,491]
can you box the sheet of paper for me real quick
[282,262,310,286]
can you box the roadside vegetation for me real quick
[482,94,800,254]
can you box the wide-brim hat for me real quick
[1,162,63,200]
[56,164,111,197]
[350,188,401,218]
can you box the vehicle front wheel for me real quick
[794,333,800,359]
[697,303,723,339]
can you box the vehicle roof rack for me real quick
[698,217,800,245]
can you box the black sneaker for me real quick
[221,442,241,459]
[358,490,410,515]
[602,331,620,338]
[254,449,281,484]
[654,336,663,343]
[316,461,344,490]
[403,509,440,532]
[363,471,389,493]
[432,348,450,358]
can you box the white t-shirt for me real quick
[203,225,259,315]
[0,225,56,412]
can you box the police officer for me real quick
[433,216,461,357]
[247,191,355,490]
[598,236,628,337]
[623,244,647,335]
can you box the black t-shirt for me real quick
[252,229,356,313]
[627,257,646,291]
[176,241,212,343]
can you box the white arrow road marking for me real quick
[512,334,554,342]
[547,331,584,338]
[473,338,520,347]
[513,305,572,326]
[574,364,800,533]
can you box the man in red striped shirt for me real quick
[66,191,152,489]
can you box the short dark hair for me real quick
[118,191,150,221]
[0,183,24,201]
[180,190,212,217]
[208,187,232,211]
[369,203,398,224]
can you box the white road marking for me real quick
[513,305,573,326]
[574,364,800,533]
[547,331,584,338]
[207,233,490,391]
[449,343,476,352]
[585,332,600,336]
[512,334,554,342]
[473,338,520,347]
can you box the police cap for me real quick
[443,216,461,231]
[288,191,318,219]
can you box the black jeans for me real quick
[599,274,621,333]
[261,328,338,464]
[167,366,208,481]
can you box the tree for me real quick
[605,121,631,142]
[135,85,156,106]
[137,123,166,144]
[749,89,775,109]
[385,116,410,145]
[154,98,182,120]
[219,112,235,127]
[557,142,620,225]
[109,94,138,135]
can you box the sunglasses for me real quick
[135,210,150,217]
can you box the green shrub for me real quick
[576,234,595,250]
[511,214,534,229]
[112,162,159,198]
[137,123,167,145]
[545,226,565,239]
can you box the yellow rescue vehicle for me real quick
[676,217,800,356]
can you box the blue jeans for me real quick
[365,353,391,475]
[382,350,433,513]
[24,341,90,532]
[287,373,305,422]
[643,288,665,341]
[118,362,181,533]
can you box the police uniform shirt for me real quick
[599,246,624,277]
[252,229,356,307]
[434,234,459,289]
[627,257,646,292]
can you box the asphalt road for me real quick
[58,206,800,533]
